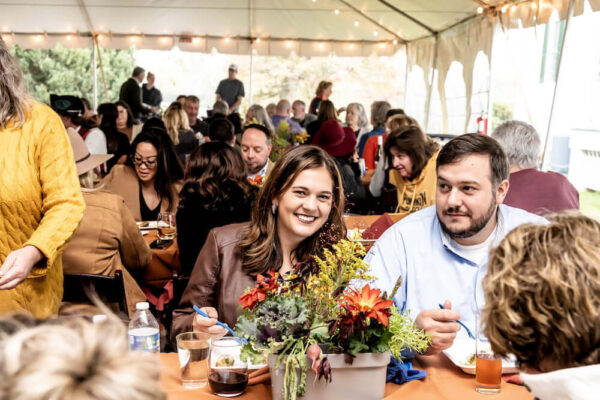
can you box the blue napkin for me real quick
[386,357,427,384]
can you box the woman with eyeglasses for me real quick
[103,127,184,221]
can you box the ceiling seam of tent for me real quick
[337,0,407,43]
[376,0,437,34]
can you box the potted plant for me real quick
[235,234,430,400]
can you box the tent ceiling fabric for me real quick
[0,0,480,43]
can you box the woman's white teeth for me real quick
[298,215,316,222]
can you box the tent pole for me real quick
[248,0,254,105]
[541,0,574,170]
[92,41,98,110]
[403,44,409,110]
[424,34,439,132]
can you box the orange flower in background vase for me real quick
[247,175,263,187]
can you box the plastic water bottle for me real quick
[128,302,160,353]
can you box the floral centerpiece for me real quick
[235,233,430,400]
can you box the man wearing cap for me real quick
[215,64,245,115]
[50,94,108,156]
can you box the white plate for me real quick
[443,338,518,375]
[136,221,168,230]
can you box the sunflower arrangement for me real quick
[235,233,430,400]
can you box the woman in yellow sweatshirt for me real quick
[0,40,85,317]
[384,125,440,216]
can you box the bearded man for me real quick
[365,134,546,355]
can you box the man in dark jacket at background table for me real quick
[119,66,157,121]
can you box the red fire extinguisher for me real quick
[477,111,488,135]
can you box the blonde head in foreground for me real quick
[482,211,600,372]
[0,314,165,400]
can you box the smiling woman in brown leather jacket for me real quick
[171,146,346,340]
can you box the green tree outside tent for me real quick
[11,44,134,105]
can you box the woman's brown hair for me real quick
[384,125,439,180]
[315,80,332,96]
[238,145,346,276]
[316,100,337,122]
[179,141,255,210]
[482,212,600,372]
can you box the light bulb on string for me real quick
[349,43,354,49]
[393,39,398,45]
[477,7,483,14]
[225,37,230,43]
[334,9,339,15]
[192,37,200,44]
[354,21,359,27]
[285,40,292,48]
[318,42,324,50]
[66,35,72,41]
[373,30,379,36]
[531,1,537,10]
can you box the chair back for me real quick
[63,270,128,316]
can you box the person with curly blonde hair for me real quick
[482,212,600,399]
[0,314,165,400]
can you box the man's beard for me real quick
[247,162,264,175]
[439,199,497,239]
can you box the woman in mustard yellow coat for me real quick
[0,39,85,317]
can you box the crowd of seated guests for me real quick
[4,36,597,395]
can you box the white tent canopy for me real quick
[4,0,597,55]
[2,0,599,145]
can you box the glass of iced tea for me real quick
[475,330,502,394]
[176,332,210,389]
[157,212,176,242]
[208,337,248,397]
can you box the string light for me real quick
[66,34,72,41]
[96,34,103,41]
[349,43,355,49]
[501,4,509,13]
[477,7,483,14]
[531,1,537,10]
[33,35,43,42]
[256,37,261,43]
[334,9,339,15]
[379,43,386,48]
[373,30,378,36]
[160,36,169,44]
[285,40,292,48]
[318,42,324,49]
[192,37,200,44]
[224,37,230,43]
[510,4,517,11]
[393,39,398,45]
[354,21,359,27]
[129,36,136,43]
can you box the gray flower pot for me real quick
[268,351,390,400]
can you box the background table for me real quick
[159,353,533,400]
[143,230,182,288]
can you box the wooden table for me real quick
[143,230,182,289]
[159,352,533,400]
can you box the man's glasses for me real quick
[131,155,157,168]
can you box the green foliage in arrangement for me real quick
[11,44,134,104]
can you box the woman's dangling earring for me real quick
[271,203,277,215]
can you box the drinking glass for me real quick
[475,329,502,394]
[208,337,248,397]
[157,212,176,242]
[176,332,210,389]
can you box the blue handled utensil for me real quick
[193,305,247,344]
[438,304,476,340]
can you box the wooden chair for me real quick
[62,270,128,317]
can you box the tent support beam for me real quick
[248,0,254,105]
[377,0,436,35]
[424,34,440,131]
[541,0,574,170]
[337,0,406,43]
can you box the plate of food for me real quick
[136,221,168,230]
[443,338,518,375]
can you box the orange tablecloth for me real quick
[160,352,532,400]
[143,230,182,288]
